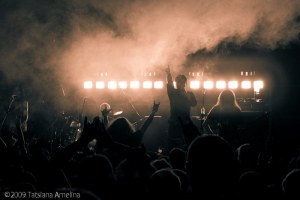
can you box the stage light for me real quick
[154,81,163,89]
[228,81,238,89]
[143,81,153,89]
[130,81,140,89]
[241,81,251,89]
[83,81,93,89]
[190,80,200,89]
[254,80,264,92]
[118,81,127,89]
[108,81,117,90]
[95,81,105,89]
[203,81,213,89]
[216,81,226,89]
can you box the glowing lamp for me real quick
[190,80,200,89]
[154,81,163,89]
[254,80,264,92]
[95,81,105,89]
[108,81,117,90]
[130,81,140,89]
[203,81,213,89]
[216,81,226,89]
[228,81,238,89]
[143,81,153,89]
[241,81,251,89]
[118,81,128,89]
[83,81,93,89]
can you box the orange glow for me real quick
[108,81,117,89]
[228,81,238,89]
[130,81,140,89]
[143,81,153,89]
[241,81,251,89]
[95,81,105,89]
[83,81,93,89]
[190,80,200,89]
[154,81,163,89]
[216,81,226,89]
[203,81,213,89]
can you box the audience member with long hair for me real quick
[203,89,243,148]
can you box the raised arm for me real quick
[166,65,174,88]
[140,101,160,134]
[50,117,97,166]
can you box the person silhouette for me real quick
[203,89,242,148]
[166,66,197,151]
[106,101,160,147]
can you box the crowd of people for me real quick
[0,68,300,200]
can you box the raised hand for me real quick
[151,101,160,114]
[139,101,160,136]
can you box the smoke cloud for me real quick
[59,0,300,84]
[0,0,299,109]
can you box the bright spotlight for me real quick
[254,80,264,92]
[118,81,128,89]
[228,81,238,89]
[108,81,117,90]
[203,81,213,89]
[95,81,105,89]
[143,81,153,89]
[241,81,251,89]
[130,81,140,89]
[216,81,226,89]
[154,81,163,89]
[83,81,93,89]
[190,80,200,89]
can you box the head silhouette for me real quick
[107,117,136,146]
[217,89,241,110]
[186,135,238,199]
[175,75,187,90]
[147,168,182,200]
[282,169,300,200]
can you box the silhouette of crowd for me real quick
[1,86,300,200]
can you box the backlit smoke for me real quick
[0,0,299,109]
[59,0,300,85]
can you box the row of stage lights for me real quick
[83,80,264,92]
